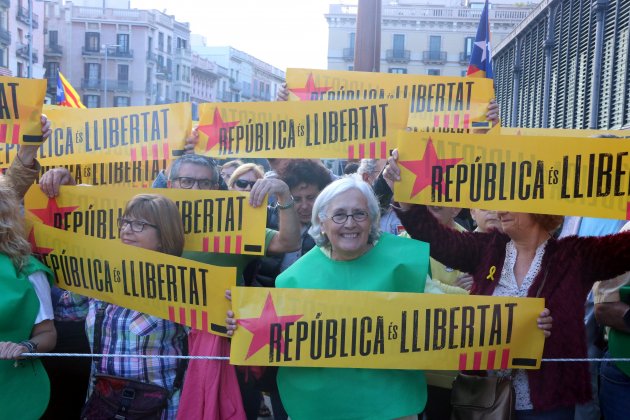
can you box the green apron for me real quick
[609,286,630,376]
[276,233,429,420]
[0,255,53,419]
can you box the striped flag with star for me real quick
[467,0,493,79]
[56,71,86,108]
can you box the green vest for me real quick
[276,233,429,420]
[0,254,53,419]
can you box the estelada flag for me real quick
[56,71,86,108]
[467,0,494,79]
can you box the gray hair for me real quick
[169,154,219,182]
[357,159,379,176]
[308,174,381,247]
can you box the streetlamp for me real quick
[102,43,121,107]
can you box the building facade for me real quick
[190,52,228,120]
[327,0,537,76]
[0,0,45,78]
[493,0,630,129]
[192,39,285,103]
[43,0,190,107]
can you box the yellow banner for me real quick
[286,68,495,132]
[394,131,630,220]
[196,99,409,159]
[0,76,45,145]
[0,103,190,167]
[24,185,267,255]
[230,287,544,369]
[37,160,168,188]
[29,221,236,336]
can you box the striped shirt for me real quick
[56,292,187,419]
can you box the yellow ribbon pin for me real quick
[486,265,496,281]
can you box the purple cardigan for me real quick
[396,205,630,411]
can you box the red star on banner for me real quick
[27,228,54,256]
[399,138,463,198]
[237,292,303,359]
[29,198,79,228]
[288,73,332,101]
[197,108,240,152]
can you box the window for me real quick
[85,32,100,52]
[393,34,405,58]
[461,70,467,77]
[428,69,440,76]
[389,68,407,74]
[85,63,101,80]
[49,30,58,46]
[84,95,100,108]
[114,96,130,107]
[464,37,475,59]
[17,62,24,78]
[148,36,153,52]
[116,34,129,53]
[429,36,441,52]
[0,48,6,67]
[118,65,129,90]
[349,32,355,48]
[46,62,59,81]
[158,32,164,51]
[167,36,172,54]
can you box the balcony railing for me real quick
[16,43,38,63]
[82,78,103,90]
[459,52,471,65]
[108,48,134,59]
[343,48,355,61]
[17,7,38,29]
[221,91,232,102]
[146,51,157,63]
[0,27,10,45]
[45,44,63,56]
[0,0,10,8]
[82,46,103,56]
[156,67,172,81]
[422,50,447,64]
[230,80,241,91]
[81,79,133,92]
[386,49,410,63]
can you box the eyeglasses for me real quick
[117,218,158,233]
[329,210,369,224]
[172,177,216,189]
[234,179,257,189]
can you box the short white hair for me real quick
[308,174,381,247]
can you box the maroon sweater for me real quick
[396,205,630,411]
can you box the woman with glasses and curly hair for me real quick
[0,180,56,419]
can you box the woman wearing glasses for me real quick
[56,194,188,419]
[228,174,431,419]
[227,163,265,192]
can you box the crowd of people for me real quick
[1,101,629,420]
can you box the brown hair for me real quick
[530,213,564,233]
[0,179,31,270]
[123,194,184,256]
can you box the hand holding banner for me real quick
[230,287,545,370]
[29,221,236,336]
[0,76,46,145]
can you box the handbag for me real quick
[80,303,187,419]
[450,373,515,420]
[450,268,550,420]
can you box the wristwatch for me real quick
[276,196,295,210]
[19,340,38,354]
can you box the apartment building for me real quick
[0,0,45,77]
[327,0,538,76]
[43,0,190,107]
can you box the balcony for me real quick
[174,47,191,58]
[107,48,134,59]
[0,27,10,45]
[146,51,157,63]
[386,49,410,63]
[459,52,471,65]
[230,79,241,91]
[220,91,232,102]
[109,80,133,92]
[16,43,38,63]
[82,46,103,56]
[343,48,355,61]
[423,51,447,64]
[17,7,38,29]
[82,78,103,90]
[45,44,63,57]
[0,0,10,8]
[156,66,172,81]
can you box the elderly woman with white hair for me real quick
[230,174,432,419]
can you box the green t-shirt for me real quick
[276,233,429,420]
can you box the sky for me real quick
[130,0,358,71]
